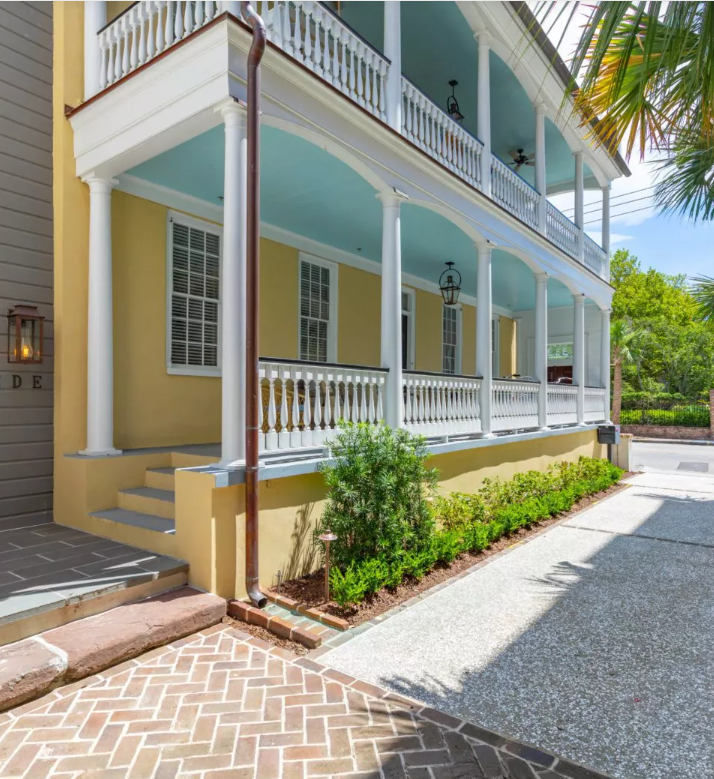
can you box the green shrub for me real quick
[325,455,623,607]
[317,423,437,569]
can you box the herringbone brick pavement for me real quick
[0,625,603,779]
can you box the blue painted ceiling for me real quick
[128,124,577,310]
[331,1,597,193]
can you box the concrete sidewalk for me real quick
[319,473,714,779]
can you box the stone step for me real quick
[145,467,176,491]
[117,487,175,520]
[91,507,176,535]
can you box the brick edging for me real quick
[262,589,350,631]
[227,599,325,649]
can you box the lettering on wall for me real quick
[0,373,44,390]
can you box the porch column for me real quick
[379,191,405,428]
[84,1,107,99]
[80,176,120,456]
[535,272,548,430]
[574,151,584,261]
[219,101,248,467]
[384,0,402,132]
[602,183,611,278]
[476,32,491,196]
[600,308,611,422]
[573,293,586,425]
[534,101,547,233]
[476,241,493,437]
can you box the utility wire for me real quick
[584,204,655,225]
[561,185,656,216]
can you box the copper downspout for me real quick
[241,0,268,609]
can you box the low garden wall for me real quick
[621,425,712,441]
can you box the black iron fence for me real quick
[620,397,710,428]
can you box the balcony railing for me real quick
[401,77,482,190]
[491,157,540,231]
[258,358,387,451]
[96,2,608,278]
[257,359,607,452]
[403,371,482,436]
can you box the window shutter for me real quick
[299,260,330,362]
[169,218,220,370]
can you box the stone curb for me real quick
[227,599,323,649]
[0,586,225,713]
[263,588,350,631]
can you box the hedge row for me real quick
[329,458,622,607]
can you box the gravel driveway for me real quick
[319,469,714,779]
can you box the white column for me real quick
[600,308,611,422]
[84,1,107,100]
[534,102,547,233]
[379,191,405,428]
[476,32,491,195]
[535,272,548,430]
[80,176,120,456]
[574,151,584,261]
[573,293,586,425]
[384,0,402,132]
[602,183,611,277]
[475,242,493,437]
[219,102,248,467]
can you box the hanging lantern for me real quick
[439,262,461,306]
[446,80,464,123]
[7,305,44,364]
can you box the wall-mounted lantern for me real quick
[7,305,44,364]
[447,80,464,123]
[439,262,462,306]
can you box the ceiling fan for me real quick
[508,149,535,172]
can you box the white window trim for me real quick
[491,313,500,377]
[442,303,462,375]
[402,286,416,370]
[166,210,223,377]
[297,252,338,364]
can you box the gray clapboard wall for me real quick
[0,2,53,534]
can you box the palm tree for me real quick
[535,2,714,220]
[610,319,642,424]
[691,275,714,322]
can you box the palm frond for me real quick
[691,275,714,322]
[654,133,714,220]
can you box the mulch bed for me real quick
[222,616,309,656]
[278,474,637,628]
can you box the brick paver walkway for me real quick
[0,625,603,779]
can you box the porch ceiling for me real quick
[329,0,598,194]
[127,125,575,310]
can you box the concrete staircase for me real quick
[91,467,177,538]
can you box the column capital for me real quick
[81,174,118,193]
[535,271,549,284]
[216,98,248,125]
[600,307,612,316]
[474,29,491,46]
[376,188,409,208]
[602,182,612,192]
[473,238,494,255]
[572,292,586,303]
[573,149,584,160]
[533,99,547,115]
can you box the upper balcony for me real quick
[79,1,627,286]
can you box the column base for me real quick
[78,447,123,457]
[478,431,495,440]
[217,458,247,470]
[539,426,550,433]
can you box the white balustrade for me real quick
[492,379,539,432]
[258,1,388,122]
[546,383,578,426]
[401,78,482,189]
[258,360,387,452]
[403,373,481,437]
[490,156,539,229]
[583,233,607,277]
[97,1,220,88]
[584,386,608,423]
[546,201,580,260]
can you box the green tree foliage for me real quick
[609,249,714,397]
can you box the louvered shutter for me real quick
[299,260,330,362]
[169,218,220,370]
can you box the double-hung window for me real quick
[167,213,221,374]
[442,304,461,375]
[299,256,336,363]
